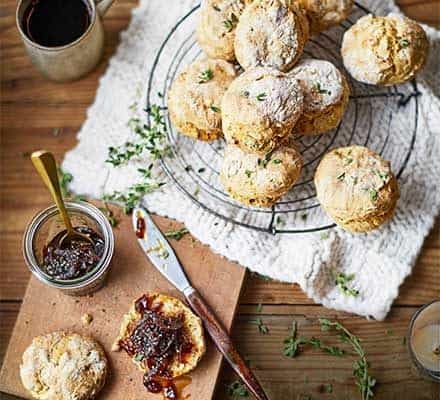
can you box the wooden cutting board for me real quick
[0,213,246,399]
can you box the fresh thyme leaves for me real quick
[223,13,238,32]
[165,228,188,241]
[385,329,394,336]
[314,82,331,95]
[400,38,410,48]
[344,157,353,165]
[256,92,267,101]
[212,4,221,12]
[323,383,333,393]
[106,105,170,167]
[333,272,359,298]
[369,189,378,202]
[250,317,269,334]
[245,169,253,178]
[99,202,119,227]
[320,232,329,240]
[374,170,388,181]
[134,353,144,362]
[198,68,214,83]
[337,172,346,181]
[319,318,376,400]
[272,159,282,164]
[308,337,345,356]
[276,215,284,226]
[226,380,249,398]
[258,153,272,168]
[103,167,165,214]
[58,169,73,198]
[210,105,220,113]
[283,321,308,358]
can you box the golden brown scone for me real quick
[222,66,304,154]
[341,13,429,86]
[220,141,303,207]
[314,145,399,232]
[196,0,250,61]
[290,58,350,136]
[296,0,353,34]
[20,332,108,400]
[167,58,237,141]
[114,293,205,379]
[234,0,310,72]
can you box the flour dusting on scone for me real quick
[20,331,108,400]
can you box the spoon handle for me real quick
[31,150,74,233]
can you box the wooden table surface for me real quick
[1,1,439,399]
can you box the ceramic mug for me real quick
[16,0,115,82]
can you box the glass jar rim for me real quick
[23,201,114,289]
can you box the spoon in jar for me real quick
[31,150,93,246]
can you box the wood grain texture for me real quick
[1,0,439,399]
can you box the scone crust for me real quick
[20,332,108,400]
[234,0,310,71]
[220,141,303,207]
[114,293,206,378]
[297,0,353,34]
[341,13,429,86]
[167,58,237,141]
[222,66,304,154]
[291,58,350,136]
[196,0,249,61]
[314,145,399,232]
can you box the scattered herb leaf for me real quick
[165,228,189,241]
[256,92,267,101]
[334,272,359,298]
[250,317,269,334]
[226,380,249,398]
[210,105,220,113]
[198,69,214,83]
[400,38,410,48]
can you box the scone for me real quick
[314,145,399,232]
[20,332,108,400]
[296,0,353,34]
[341,14,429,86]
[222,66,304,154]
[220,141,303,207]
[114,293,205,396]
[290,58,350,136]
[167,58,237,141]
[234,0,310,72]
[196,0,249,61]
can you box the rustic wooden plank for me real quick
[2,304,439,400]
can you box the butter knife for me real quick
[132,205,269,400]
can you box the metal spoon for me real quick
[31,150,93,247]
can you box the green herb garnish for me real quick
[210,105,220,113]
[308,337,345,356]
[223,13,238,32]
[369,189,378,202]
[283,321,308,358]
[334,272,359,298]
[58,169,73,198]
[134,353,144,362]
[226,380,249,398]
[272,159,282,164]
[198,69,214,83]
[400,38,410,48]
[165,228,189,241]
[337,172,346,181]
[257,152,272,168]
[315,82,331,95]
[250,317,269,334]
[245,169,253,178]
[256,92,267,101]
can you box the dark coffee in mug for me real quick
[22,0,92,47]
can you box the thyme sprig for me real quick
[198,69,214,83]
[106,104,170,167]
[165,228,189,241]
[283,321,308,358]
[333,272,359,298]
[225,380,249,398]
[319,318,376,400]
[250,317,269,334]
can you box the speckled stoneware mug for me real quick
[16,0,115,82]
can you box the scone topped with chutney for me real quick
[196,0,250,61]
[234,0,310,72]
[341,14,429,86]
[167,58,237,141]
[290,58,350,136]
[222,66,304,155]
[114,293,205,399]
[314,145,399,232]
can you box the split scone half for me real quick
[296,0,353,35]
[314,145,399,232]
[341,13,429,86]
[234,0,310,72]
[222,66,304,155]
[167,58,237,141]
[196,0,250,61]
[114,293,205,394]
[290,58,350,136]
[20,332,108,400]
[220,140,303,207]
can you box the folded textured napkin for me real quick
[63,0,440,320]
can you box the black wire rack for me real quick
[145,2,420,235]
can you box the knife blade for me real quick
[132,204,269,400]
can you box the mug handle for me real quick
[95,0,115,16]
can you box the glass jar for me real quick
[407,300,440,382]
[23,201,114,296]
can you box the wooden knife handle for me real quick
[186,289,269,400]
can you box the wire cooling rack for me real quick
[145,2,420,234]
